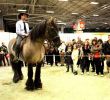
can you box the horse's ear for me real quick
[48,17,56,25]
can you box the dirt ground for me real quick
[0,65,110,100]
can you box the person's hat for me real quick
[18,12,29,19]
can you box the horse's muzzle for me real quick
[52,36,61,47]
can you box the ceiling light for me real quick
[58,0,68,1]
[17,9,27,12]
[57,20,62,23]
[93,14,99,16]
[104,22,108,24]
[46,10,54,14]
[72,13,78,15]
[96,28,99,30]
[37,20,42,21]
[90,2,99,5]
[57,22,66,25]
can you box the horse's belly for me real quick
[23,49,45,64]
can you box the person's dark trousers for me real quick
[2,55,6,66]
[80,58,85,73]
[0,54,3,66]
[66,64,73,72]
[93,58,101,75]
[90,60,95,72]
[85,57,90,72]
[49,55,54,66]
[100,59,104,74]
[80,57,90,73]
[55,61,58,66]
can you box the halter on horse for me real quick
[8,17,61,90]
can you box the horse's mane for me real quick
[30,20,47,41]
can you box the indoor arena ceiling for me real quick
[0,0,110,31]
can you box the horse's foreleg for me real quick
[25,64,34,90]
[34,62,42,89]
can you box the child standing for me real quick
[65,45,73,73]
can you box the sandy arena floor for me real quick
[0,65,110,100]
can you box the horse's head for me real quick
[45,17,61,47]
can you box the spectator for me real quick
[71,43,79,75]
[65,46,73,73]
[103,35,110,73]
[54,47,60,66]
[80,41,91,75]
[1,42,10,66]
[91,39,103,76]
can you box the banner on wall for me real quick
[73,18,85,31]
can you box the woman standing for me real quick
[91,39,103,76]
[80,40,91,75]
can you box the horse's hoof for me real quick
[25,79,34,91]
[13,78,19,83]
[34,83,42,89]
[19,75,23,80]
[13,74,20,83]
[25,86,34,91]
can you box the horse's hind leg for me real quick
[34,62,42,89]
[11,61,20,83]
[25,64,34,90]
[17,61,23,80]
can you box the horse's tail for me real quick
[8,38,16,62]
[8,38,24,83]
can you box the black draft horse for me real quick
[8,17,61,90]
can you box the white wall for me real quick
[59,32,110,43]
[0,31,110,46]
[0,32,16,46]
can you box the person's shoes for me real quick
[87,72,89,75]
[81,72,84,75]
[100,74,104,77]
[66,71,69,72]
[94,74,98,76]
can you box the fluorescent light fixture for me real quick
[0,10,1,13]
[104,22,108,24]
[96,28,99,29]
[93,14,99,16]
[59,0,68,1]
[72,13,78,15]
[106,27,110,29]
[57,22,66,25]
[46,10,54,14]
[17,9,27,12]
[90,2,99,5]
[37,20,42,21]
[57,20,62,23]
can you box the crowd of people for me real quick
[1,35,110,77]
[45,35,110,76]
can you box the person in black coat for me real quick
[80,41,91,74]
[48,46,54,66]
[65,46,73,73]
[54,47,60,66]
[103,35,110,73]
